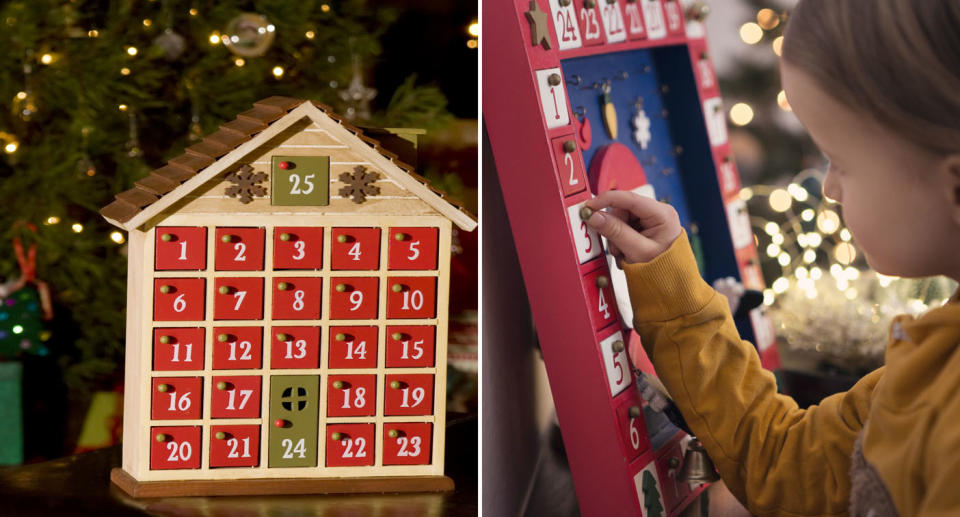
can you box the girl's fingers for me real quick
[587,190,671,227]
[585,211,662,264]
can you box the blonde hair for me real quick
[782,0,960,155]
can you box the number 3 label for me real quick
[567,201,603,264]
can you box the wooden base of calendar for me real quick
[110,467,455,498]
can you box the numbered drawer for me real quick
[154,278,205,321]
[388,227,439,270]
[151,377,203,420]
[656,438,691,511]
[327,374,377,417]
[535,68,571,129]
[663,0,685,36]
[566,200,603,265]
[269,375,319,468]
[548,0,584,50]
[326,423,375,467]
[573,0,605,46]
[384,374,434,416]
[385,325,436,368]
[622,0,648,40]
[629,455,667,517]
[329,277,379,320]
[725,198,753,250]
[644,0,670,39]
[693,47,719,95]
[151,426,201,470]
[216,228,265,271]
[214,277,264,320]
[155,227,206,271]
[552,137,588,197]
[598,0,627,43]
[210,424,260,468]
[211,376,262,419]
[583,267,620,331]
[386,277,437,319]
[153,327,204,371]
[616,392,651,461]
[383,422,432,466]
[273,277,323,320]
[715,148,742,198]
[212,326,263,369]
[271,326,321,369]
[273,227,323,270]
[329,326,378,369]
[331,228,381,270]
[598,330,633,397]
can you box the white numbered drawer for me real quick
[598,331,632,397]
[549,0,584,50]
[535,68,571,129]
[567,201,603,264]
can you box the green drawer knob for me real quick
[159,285,172,294]
[332,380,344,389]
[629,406,642,419]
[392,284,404,293]
[276,333,289,342]
[277,281,290,291]
[217,381,228,390]
[337,234,348,243]
[390,380,401,389]
[394,232,406,241]
[218,285,230,294]
[221,234,233,243]
[331,432,343,441]
[217,333,229,343]
[155,433,168,442]
[596,275,610,289]
[161,233,173,242]
[159,335,172,344]
[612,340,626,353]
[279,233,291,242]
[215,431,227,440]
[336,283,347,292]
[157,383,170,393]
[335,333,347,342]
[579,206,593,220]
[562,140,576,153]
[388,429,399,439]
[392,332,403,341]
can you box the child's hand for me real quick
[585,190,682,265]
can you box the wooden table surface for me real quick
[0,413,478,516]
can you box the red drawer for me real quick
[153,327,204,371]
[272,277,323,320]
[210,424,260,468]
[583,267,620,331]
[155,227,206,271]
[154,278,205,321]
[552,137,588,198]
[325,423,375,467]
[599,330,633,397]
[331,228,380,270]
[214,277,264,320]
[664,0,685,36]
[215,227,265,271]
[383,422,432,466]
[615,393,651,461]
[329,326,378,369]
[384,374,434,416]
[385,325,436,368]
[151,377,203,420]
[211,376,261,419]
[329,277,379,320]
[151,426,201,470]
[628,454,667,516]
[386,277,437,319]
[622,0,647,40]
[327,374,377,417]
[273,227,323,270]
[573,0,604,47]
[388,227,439,270]
[270,326,320,369]
[212,326,263,370]
[656,438,691,511]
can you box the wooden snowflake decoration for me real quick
[339,166,380,204]
[224,164,267,204]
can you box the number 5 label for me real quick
[271,156,330,206]
[599,331,632,397]
[535,68,571,129]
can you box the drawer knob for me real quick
[274,419,287,428]
[596,275,610,288]
[562,140,576,153]
[612,340,625,353]
[629,406,642,418]
[159,285,173,294]
[392,283,404,293]
[155,433,168,442]
[335,333,347,342]
[221,234,234,243]
[390,380,402,389]
[159,335,172,344]
[279,232,292,242]
[217,333,229,343]
[331,432,343,441]
[579,206,593,220]
[276,333,289,342]
[279,161,292,170]
[585,0,596,7]
[388,429,400,439]
[392,332,404,341]
[394,232,407,241]
[332,380,345,389]
[216,381,228,390]
[157,383,170,393]
[160,233,173,242]
[218,285,231,295]
[277,281,290,291]
[337,234,349,243]
[335,283,348,292]
[215,431,227,440]
[669,456,681,469]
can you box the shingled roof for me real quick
[100,96,477,231]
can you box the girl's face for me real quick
[781,62,960,281]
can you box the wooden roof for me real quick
[100,96,477,232]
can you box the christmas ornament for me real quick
[631,98,651,149]
[12,90,37,122]
[0,224,53,359]
[600,81,617,139]
[339,166,380,203]
[224,164,268,204]
[338,55,377,120]
[223,13,276,58]
[153,28,187,61]
[574,107,592,151]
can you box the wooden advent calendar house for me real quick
[99,96,476,497]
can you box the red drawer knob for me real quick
[279,161,292,170]
[274,419,287,428]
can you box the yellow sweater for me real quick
[623,231,960,517]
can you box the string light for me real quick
[88,29,99,38]
[810,267,823,280]
[142,19,152,27]
[739,187,754,201]
[118,104,128,111]
[764,222,780,235]
[805,232,823,248]
[834,242,856,265]
[769,188,792,212]
[801,208,815,221]
[840,228,852,241]
[110,231,125,244]
[803,249,817,264]
[739,22,763,44]
[209,32,221,45]
[189,8,198,16]
[787,183,808,201]
[72,223,84,233]
[772,277,790,294]
[766,243,781,257]
[729,103,754,126]
[12,325,23,335]
[321,4,331,12]
[772,36,784,56]
[778,252,791,266]
[121,67,131,76]
[305,30,315,39]
[763,289,775,306]
[757,9,780,30]
[272,66,284,78]
[777,90,791,111]
[817,209,840,234]
[468,21,480,37]
[234,58,245,67]
[45,216,60,225]
[40,53,53,65]
[771,233,784,245]
[3,141,18,154]
[467,39,478,49]
[127,46,138,56]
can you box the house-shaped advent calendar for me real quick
[100,96,476,497]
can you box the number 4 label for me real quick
[548,0,583,50]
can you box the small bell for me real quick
[678,439,720,483]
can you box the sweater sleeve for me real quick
[623,231,883,517]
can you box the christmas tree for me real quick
[0,0,457,392]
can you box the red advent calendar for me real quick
[484,0,779,515]
[100,97,476,497]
